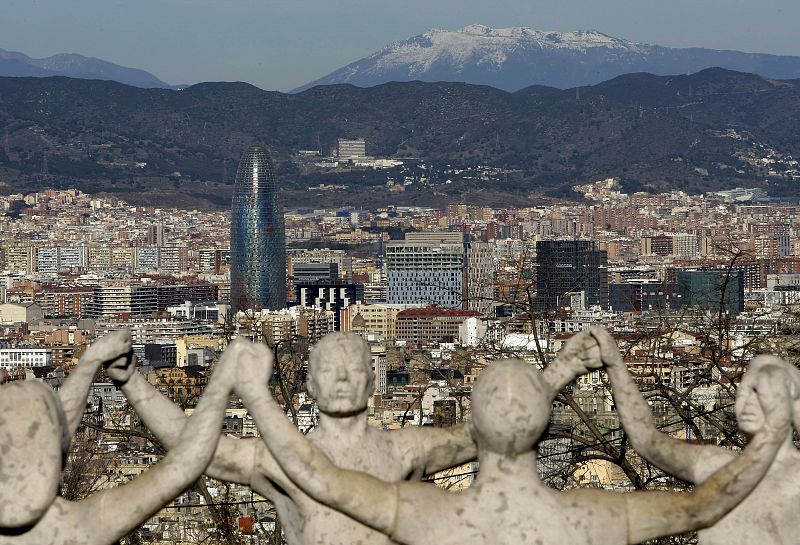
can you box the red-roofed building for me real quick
[396,306,481,346]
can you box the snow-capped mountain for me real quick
[294,24,800,92]
[0,47,170,88]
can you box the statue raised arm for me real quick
[239,337,790,545]
[58,329,133,441]
[591,327,800,544]
[106,331,479,545]
[0,335,236,545]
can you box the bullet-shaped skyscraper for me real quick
[230,145,286,313]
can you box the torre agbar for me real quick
[230,145,287,313]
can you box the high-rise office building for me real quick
[386,232,494,314]
[610,281,676,313]
[674,269,744,315]
[533,240,609,310]
[147,223,165,246]
[463,240,495,315]
[230,145,286,313]
[387,232,464,309]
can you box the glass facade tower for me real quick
[533,240,609,310]
[230,145,286,313]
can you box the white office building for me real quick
[337,138,366,159]
[387,232,464,309]
[386,232,494,314]
[0,348,53,369]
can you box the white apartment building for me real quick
[337,138,366,159]
[36,246,89,274]
[36,247,61,274]
[61,246,89,270]
[458,316,487,347]
[0,347,53,369]
[87,283,158,317]
[96,318,214,344]
[672,234,699,258]
[135,247,160,272]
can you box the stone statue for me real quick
[107,330,601,545]
[0,330,236,545]
[235,337,791,545]
[108,331,481,545]
[592,327,800,545]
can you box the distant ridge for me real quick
[1,68,800,208]
[0,47,171,88]
[294,24,800,92]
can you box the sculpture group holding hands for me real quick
[1,327,797,545]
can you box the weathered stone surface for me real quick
[240,331,791,545]
[0,330,234,545]
[116,332,477,545]
[4,327,794,545]
[595,328,800,545]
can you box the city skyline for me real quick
[1,0,800,91]
[0,181,793,543]
[1,0,798,538]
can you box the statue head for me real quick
[736,355,800,435]
[307,332,374,416]
[0,381,68,529]
[470,359,551,455]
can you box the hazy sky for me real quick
[1,0,798,91]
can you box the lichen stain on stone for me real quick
[27,420,41,439]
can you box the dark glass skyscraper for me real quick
[533,240,609,310]
[230,145,286,313]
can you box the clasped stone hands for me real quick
[85,329,133,380]
[227,338,275,402]
[560,329,604,373]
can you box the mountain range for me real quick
[295,24,800,92]
[0,47,170,88]
[0,68,799,209]
[6,25,800,94]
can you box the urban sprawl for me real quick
[0,170,796,541]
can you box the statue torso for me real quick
[397,483,628,545]
[258,426,412,545]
